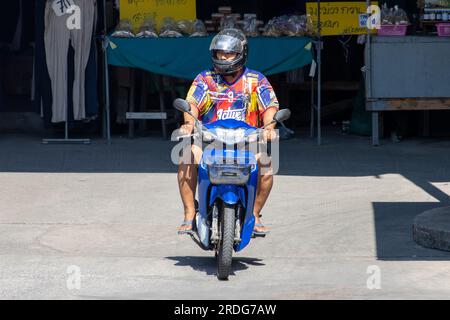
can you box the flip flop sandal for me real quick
[252,223,270,237]
[177,220,195,235]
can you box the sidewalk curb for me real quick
[413,206,450,252]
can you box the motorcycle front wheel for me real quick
[216,202,235,280]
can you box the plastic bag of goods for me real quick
[284,15,309,36]
[176,20,194,36]
[241,15,259,37]
[381,3,394,24]
[263,16,286,37]
[190,20,208,37]
[393,5,409,25]
[136,17,158,38]
[219,15,239,30]
[112,19,135,38]
[159,17,183,37]
[304,15,316,36]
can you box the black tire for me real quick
[217,202,235,280]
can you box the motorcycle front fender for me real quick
[209,185,246,206]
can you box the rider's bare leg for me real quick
[253,155,273,233]
[177,144,202,232]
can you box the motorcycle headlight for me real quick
[214,128,247,144]
[208,164,251,185]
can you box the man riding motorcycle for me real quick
[177,28,279,236]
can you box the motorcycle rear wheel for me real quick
[216,202,235,280]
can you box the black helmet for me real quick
[209,28,248,75]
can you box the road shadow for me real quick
[165,256,265,277]
[372,172,450,261]
[373,201,450,261]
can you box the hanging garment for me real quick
[84,33,99,119]
[84,2,99,119]
[33,0,53,123]
[10,0,23,52]
[44,0,96,123]
[0,2,20,45]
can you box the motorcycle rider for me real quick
[177,28,279,236]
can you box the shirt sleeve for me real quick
[256,76,279,114]
[186,74,209,114]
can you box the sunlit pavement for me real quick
[1,129,450,299]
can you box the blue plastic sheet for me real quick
[107,35,313,80]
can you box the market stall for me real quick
[107,36,314,80]
[365,0,450,145]
[102,1,320,142]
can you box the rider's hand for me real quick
[179,122,194,135]
[262,128,277,142]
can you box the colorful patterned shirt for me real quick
[186,67,279,128]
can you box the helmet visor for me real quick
[209,35,243,53]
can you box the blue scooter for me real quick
[173,98,290,280]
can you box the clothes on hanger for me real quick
[34,0,99,127]
[44,0,96,123]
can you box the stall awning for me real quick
[107,35,313,80]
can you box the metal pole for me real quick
[365,0,372,99]
[65,112,69,140]
[103,42,111,144]
[317,0,322,145]
[102,0,111,144]
[365,0,378,146]
[310,59,315,138]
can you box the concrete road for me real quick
[1,129,450,299]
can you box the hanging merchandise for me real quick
[44,0,96,123]
[338,36,353,64]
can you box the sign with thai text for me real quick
[306,1,378,36]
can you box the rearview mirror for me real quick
[173,98,191,113]
[273,109,291,123]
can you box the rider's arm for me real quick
[262,107,277,129]
[183,105,199,125]
[182,73,207,134]
[257,76,279,140]
[179,106,198,135]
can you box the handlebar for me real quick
[174,127,273,143]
